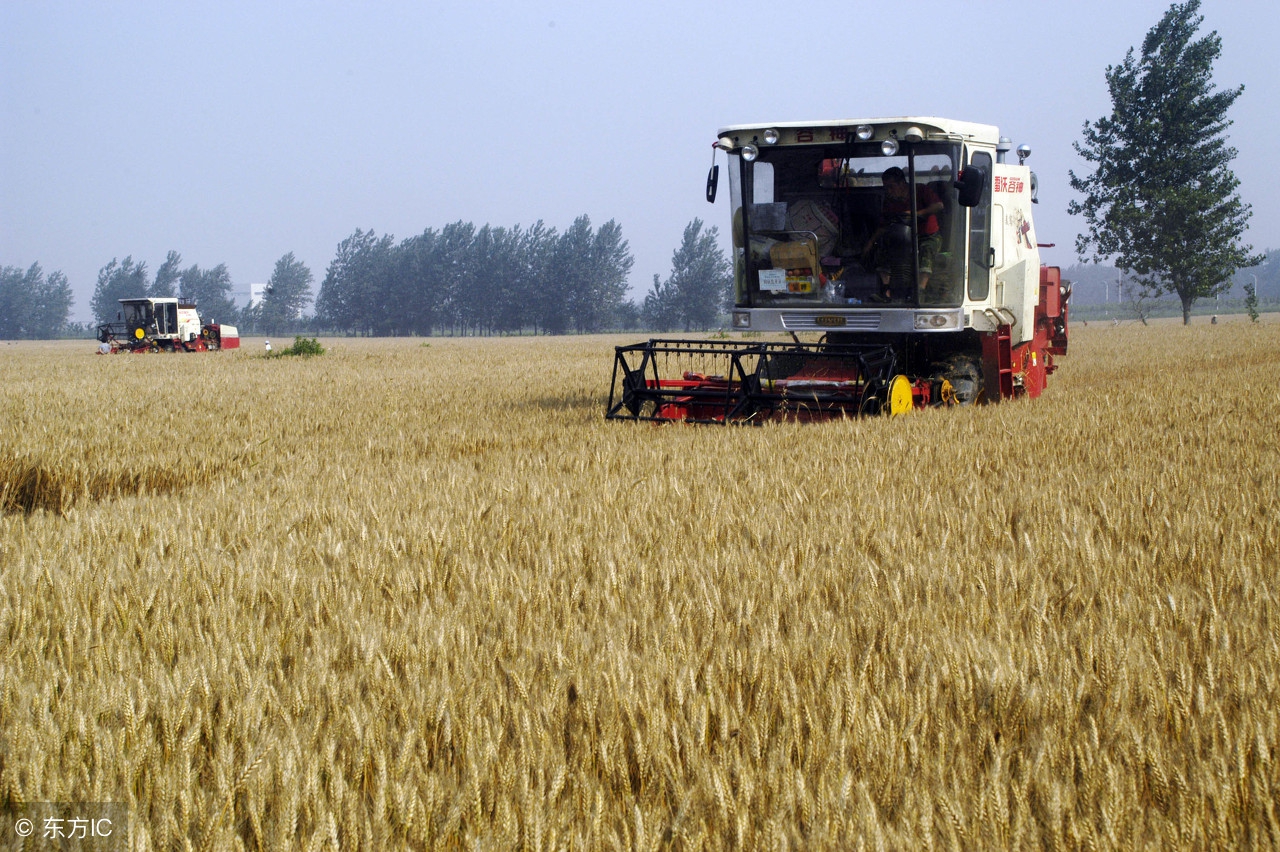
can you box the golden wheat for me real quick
[1,319,1278,849]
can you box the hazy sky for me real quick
[3,1,1276,322]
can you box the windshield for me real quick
[122,302,151,328]
[730,141,965,308]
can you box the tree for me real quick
[586,219,634,331]
[91,257,149,325]
[641,273,680,331]
[1244,280,1259,322]
[181,263,239,326]
[1069,0,1260,324]
[0,264,73,339]
[257,253,313,334]
[315,229,395,334]
[643,219,731,331]
[150,251,182,297]
[32,269,73,338]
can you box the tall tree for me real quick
[181,263,239,325]
[1068,0,1259,324]
[398,227,443,335]
[258,253,313,334]
[32,269,73,338]
[0,264,73,339]
[644,219,731,331]
[90,257,149,325]
[315,229,394,334]
[641,273,681,331]
[587,219,634,331]
[519,221,558,335]
[0,267,34,338]
[150,250,183,297]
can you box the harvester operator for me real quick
[863,167,943,302]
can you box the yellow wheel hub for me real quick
[888,374,914,416]
[134,327,145,340]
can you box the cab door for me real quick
[965,151,994,304]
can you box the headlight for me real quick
[855,125,874,140]
[742,144,759,162]
[762,128,779,145]
[732,312,751,329]
[914,313,955,329]
[880,138,899,156]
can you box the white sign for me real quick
[759,269,787,292]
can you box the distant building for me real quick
[232,282,269,309]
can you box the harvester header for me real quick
[608,115,1069,423]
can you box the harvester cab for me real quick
[608,117,1069,423]
[97,297,240,353]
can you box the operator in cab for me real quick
[863,167,944,303]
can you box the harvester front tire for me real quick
[934,355,983,406]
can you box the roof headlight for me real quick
[880,138,899,156]
[762,128,780,145]
[742,144,759,162]
[855,124,874,141]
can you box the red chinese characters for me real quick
[993,176,1026,194]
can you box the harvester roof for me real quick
[716,116,1000,145]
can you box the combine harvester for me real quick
[608,117,1069,423]
[97,297,239,353]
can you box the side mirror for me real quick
[706,164,719,204]
[955,166,987,208]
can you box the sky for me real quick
[2,0,1277,322]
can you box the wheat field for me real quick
[1,320,1278,850]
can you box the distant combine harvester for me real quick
[97,297,239,353]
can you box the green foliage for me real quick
[314,217,635,336]
[643,219,731,331]
[180,262,239,326]
[285,336,324,357]
[93,253,242,327]
[1244,281,1259,322]
[0,264,73,339]
[267,336,325,358]
[150,251,182,298]
[253,252,314,335]
[1068,0,1261,324]
[90,257,149,325]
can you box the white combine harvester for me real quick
[608,116,1069,423]
[96,297,239,353]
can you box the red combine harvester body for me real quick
[97,297,240,353]
[608,117,1069,423]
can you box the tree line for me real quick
[313,215,729,336]
[4,212,733,341]
[314,216,635,336]
[0,264,74,339]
